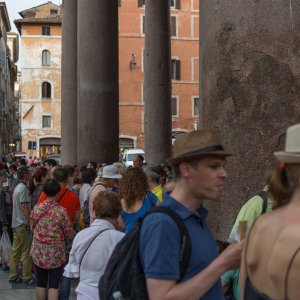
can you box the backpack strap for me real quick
[143,206,191,279]
[258,191,268,215]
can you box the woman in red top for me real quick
[30,179,75,300]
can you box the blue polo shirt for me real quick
[139,193,222,300]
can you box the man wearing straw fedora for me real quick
[139,129,244,300]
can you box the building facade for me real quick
[0,3,19,159]
[119,0,199,148]
[15,2,62,159]
[16,0,199,157]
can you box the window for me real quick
[142,16,145,34]
[171,0,181,9]
[138,0,145,7]
[193,97,200,117]
[170,16,177,37]
[42,116,51,128]
[50,9,58,16]
[42,26,50,36]
[172,97,179,117]
[42,50,50,66]
[171,59,181,80]
[42,82,51,99]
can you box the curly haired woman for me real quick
[119,167,158,233]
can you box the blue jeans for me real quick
[59,261,70,300]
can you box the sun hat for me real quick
[167,128,231,166]
[99,165,123,179]
[274,123,300,163]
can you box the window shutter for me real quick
[175,0,181,10]
[175,60,181,80]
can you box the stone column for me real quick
[200,0,300,239]
[61,0,77,165]
[77,0,119,166]
[144,0,172,166]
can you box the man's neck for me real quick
[170,180,203,211]
[149,181,159,190]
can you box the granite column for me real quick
[77,0,119,165]
[61,0,77,165]
[144,0,172,165]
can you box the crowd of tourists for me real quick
[0,123,300,300]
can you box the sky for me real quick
[4,0,61,33]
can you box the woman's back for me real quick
[243,204,300,300]
[121,192,158,233]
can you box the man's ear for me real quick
[179,162,191,178]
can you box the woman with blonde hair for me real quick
[119,167,158,233]
[241,123,300,300]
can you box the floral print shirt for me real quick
[30,199,75,269]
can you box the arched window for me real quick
[42,50,50,66]
[42,82,51,99]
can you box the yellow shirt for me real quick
[152,185,163,202]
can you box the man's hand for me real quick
[218,240,245,271]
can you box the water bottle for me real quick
[112,291,126,300]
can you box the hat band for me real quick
[182,145,225,157]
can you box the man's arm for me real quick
[146,241,244,300]
[21,203,30,225]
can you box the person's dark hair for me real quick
[53,167,69,183]
[17,167,29,180]
[19,158,27,166]
[134,154,144,161]
[269,164,300,209]
[29,167,48,195]
[63,165,75,177]
[9,164,17,172]
[88,161,97,169]
[43,179,61,197]
[93,191,121,219]
[119,167,149,209]
[82,168,97,185]
[44,158,57,167]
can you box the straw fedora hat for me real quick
[274,123,300,163]
[167,128,231,166]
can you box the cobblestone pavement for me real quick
[0,269,77,300]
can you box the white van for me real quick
[122,148,145,167]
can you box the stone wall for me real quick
[200,0,300,239]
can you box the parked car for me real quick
[122,149,145,167]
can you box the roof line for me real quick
[19,1,60,18]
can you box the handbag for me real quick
[0,232,12,263]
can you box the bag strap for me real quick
[57,188,68,204]
[79,228,110,270]
[143,206,191,279]
[259,191,268,215]
[32,203,58,231]
[88,182,105,199]
[146,191,156,207]
[284,246,300,300]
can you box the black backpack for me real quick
[258,190,268,215]
[99,206,191,300]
